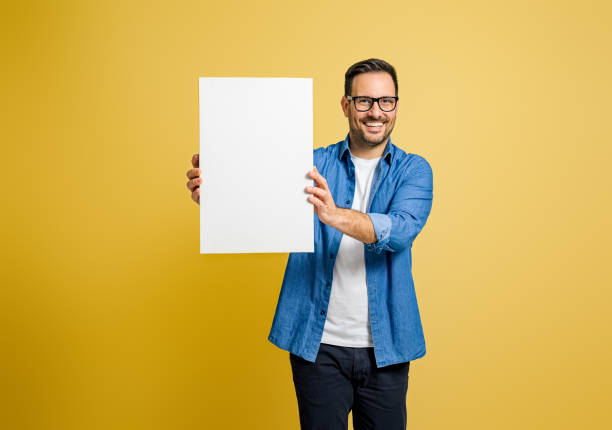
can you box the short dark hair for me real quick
[344,58,398,97]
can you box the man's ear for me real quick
[341,95,349,117]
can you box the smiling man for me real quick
[273,58,433,430]
[186,58,433,430]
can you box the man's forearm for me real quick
[306,167,377,244]
[329,208,377,244]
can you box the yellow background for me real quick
[1,0,611,428]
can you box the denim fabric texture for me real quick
[268,133,433,367]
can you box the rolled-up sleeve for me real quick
[366,157,433,253]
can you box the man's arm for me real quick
[306,157,433,252]
[328,207,377,244]
[305,166,376,244]
[365,157,433,253]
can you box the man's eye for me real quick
[381,98,394,104]
[356,98,370,104]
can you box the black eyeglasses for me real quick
[347,96,399,112]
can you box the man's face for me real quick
[341,71,398,148]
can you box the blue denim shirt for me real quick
[268,133,434,367]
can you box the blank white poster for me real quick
[199,77,314,254]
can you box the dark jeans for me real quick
[290,343,410,430]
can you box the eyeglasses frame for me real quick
[346,95,399,112]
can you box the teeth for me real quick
[366,122,383,126]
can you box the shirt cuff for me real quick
[365,213,392,254]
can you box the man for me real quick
[186,58,433,430]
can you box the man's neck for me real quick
[348,132,388,159]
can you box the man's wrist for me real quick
[330,208,376,244]
[330,207,349,231]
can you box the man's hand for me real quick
[186,153,202,205]
[305,166,377,244]
[305,166,339,226]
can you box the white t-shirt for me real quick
[320,154,381,347]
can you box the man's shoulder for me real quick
[313,140,344,166]
[389,145,433,177]
[313,140,343,156]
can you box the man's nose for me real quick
[368,101,385,118]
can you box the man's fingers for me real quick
[191,187,200,205]
[186,168,201,180]
[305,186,328,201]
[186,177,202,191]
[307,195,324,208]
[188,154,200,205]
[309,168,329,190]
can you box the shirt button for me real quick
[320,310,325,315]
[345,200,351,205]
[326,281,331,287]
[329,253,335,259]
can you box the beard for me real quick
[353,124,393,148]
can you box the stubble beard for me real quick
[352,124,393,148]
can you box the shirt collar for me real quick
[338,132,394,164]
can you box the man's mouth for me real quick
[363,121,384,132]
